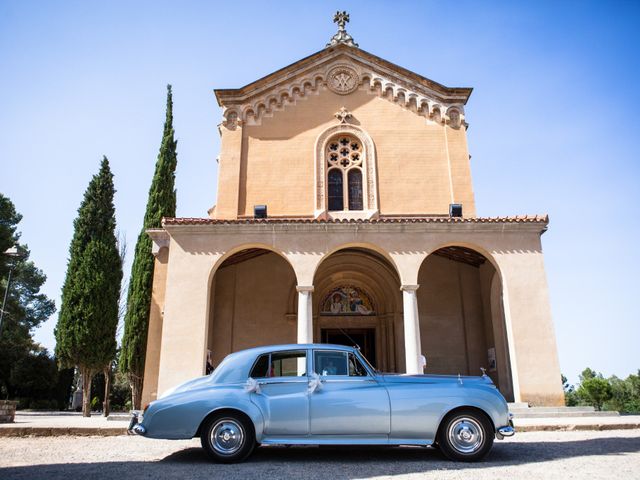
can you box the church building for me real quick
[142,13,564,407]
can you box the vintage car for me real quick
[129,344,514,463]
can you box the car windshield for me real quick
[357,350,378,374]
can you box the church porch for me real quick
[142,216,564,407]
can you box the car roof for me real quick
[234,343,358,357]
[211,344,366,384]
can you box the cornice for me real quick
[162,217,549,236]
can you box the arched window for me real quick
[327,169,343,211]
[348,169,363,210]
[326,135,363,212]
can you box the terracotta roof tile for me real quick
[162,215,549,226]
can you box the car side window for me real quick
[250,350,307,378]
[314,351,368,377]
[250,354,269,378]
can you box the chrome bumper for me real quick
[127,411,146,436]
[496,414,515,439]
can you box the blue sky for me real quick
[1,1,638,385]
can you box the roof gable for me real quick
[215,44,472,128]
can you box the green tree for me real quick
[55,157,123,417]
[579,368,598,382]
[10,347,58,407]
[576,368,612,411]
[562,374,580,407]
[120,85,177,409]
[606,372,640,413]
[0,193,56,400]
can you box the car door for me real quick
[249,349,310,436]
[309,349,390,435]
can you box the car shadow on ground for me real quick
[2,436,640,480]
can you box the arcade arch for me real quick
[311,247,402,371]
[206,248,297,368]
[417,245,513,399]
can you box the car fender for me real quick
[435,388,509,434]
[142,385,265,440]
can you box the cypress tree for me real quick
[55,157,122,417]
[120,85,177,409]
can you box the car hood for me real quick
[381,373,495,386]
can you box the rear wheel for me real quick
[437,409,494,462]
[200,412,255,463]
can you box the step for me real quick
[508,404,619,418]
[106,413,130,422]
[510,407,597,414]
[512,411,619,418]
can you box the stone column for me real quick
[156,250,218,396]
[496,247,564,406]
[140,230,170,406]
[401,285,422,374]
[296,286,314,344]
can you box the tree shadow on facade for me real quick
[2,436,639,480]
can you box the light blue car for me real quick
[129,344,514,463]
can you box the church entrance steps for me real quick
[509,404,620,418]
[513,415,640,432]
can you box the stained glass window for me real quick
[348,169,363,210]
[325,134,364,212]
[328,169,343,211]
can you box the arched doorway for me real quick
[417,246,514,400]
[207,248,297,368]
[312,248,402,371]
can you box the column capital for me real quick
[400,284,419,292]
[296,285,315,293]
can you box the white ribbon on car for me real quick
[307,372,323,394]
[244,377,261,394]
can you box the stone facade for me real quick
[141,18,565,407]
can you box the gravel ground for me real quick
[1,430,639,480]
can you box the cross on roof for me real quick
[333,11,349,31]
[326,11,359,48]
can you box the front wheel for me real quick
[437,409,494,462]
[200,413,255,463]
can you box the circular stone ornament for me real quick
[327,65,359,95]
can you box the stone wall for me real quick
[216,88,475,219]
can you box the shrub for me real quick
[577,377,612,411]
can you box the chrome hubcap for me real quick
[210,419,244,455]
[447,417,484,454]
